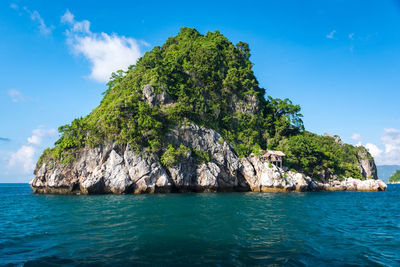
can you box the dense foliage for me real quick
[38,27,373,180]
[277,132,369,180]
[389,170,400,183]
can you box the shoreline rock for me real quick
[30,123,387,194]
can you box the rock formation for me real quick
[31,123,387,194]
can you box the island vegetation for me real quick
[37,27,374,181]
[389,170,400,183]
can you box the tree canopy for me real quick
[389,170,400,183]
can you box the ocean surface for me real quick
[0,184,399,266]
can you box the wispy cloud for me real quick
[351,133,361,141]
[61,9,142,83]
[0,137,11,142]
[8,89,25,102]
[10,4,54,35]
[8,127,57,174]
[29,9,53,35]
[351,133,362,146]
[348,33,355,40]
[326,30,336,39]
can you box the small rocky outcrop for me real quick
[316,177,387,191]
[30,123,387,194]
[240,154,386,192]
[142,84,173,108]
[324,133,345,146]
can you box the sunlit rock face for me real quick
[31,124,386,195]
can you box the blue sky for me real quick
[1,0,400,182]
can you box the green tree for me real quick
[389,170,400,183]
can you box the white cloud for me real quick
[382,128,400,151]
[74,34,141,82]
[8,89,25,102]
[27,128,57,146]
[365,143,383,158]
[61,10,142,83]
[8,145,35,173]
[8,127,57,174]
[381,128,400,164]
[363,128,400,165]
[326,30,336,39]
[348,33,355,40]
[351,133,361,141]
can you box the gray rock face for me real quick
[30,123,245,194]
[30,123,387,194]
[316,177,387,191]
[142,84,173,108]
[166,123,242,191]
[240,154,318,192]
[31,143,174,194]
[230,94,260,115]
[357,149,378,180]
[240,154,386,192]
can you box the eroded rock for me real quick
[30,124,387,194]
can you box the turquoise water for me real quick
[0,184,399,266]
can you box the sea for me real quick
[0,183,399,266]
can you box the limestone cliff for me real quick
[31,123,386,194]
[357,149,378,179]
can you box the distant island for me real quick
[30,28,386,194]
[377,165,400,183]
[388,170,400,184]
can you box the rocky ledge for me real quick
[30,123,387,194]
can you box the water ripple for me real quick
[0,184,399,266]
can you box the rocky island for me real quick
[30,28,387,194]
[388,170,400,184]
